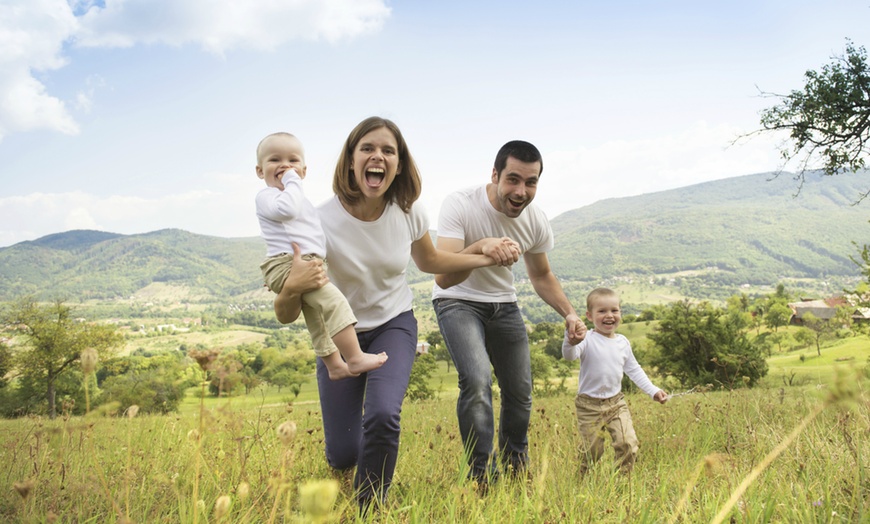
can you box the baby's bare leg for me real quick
[321,351,357,381]
[332,325,388,375]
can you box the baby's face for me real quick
[256,134,307,189]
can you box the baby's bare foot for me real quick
[346,352,388,375]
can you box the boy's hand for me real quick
[565,314,586,344]
[653,390,668,404]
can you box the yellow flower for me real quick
[298,479,340,521]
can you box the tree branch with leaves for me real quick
[750,40,870,199]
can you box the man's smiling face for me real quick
[489,156,541,218]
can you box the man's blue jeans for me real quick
[433,298,532,480]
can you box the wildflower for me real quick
[189,349,220,372]
[188,429,201,442]
[214,495,232,519]
[236,482,250,501]
[126,405,140,419]
[81,348,98,374]
[13,479,34,499]
[298,479,339,522]
[277,421,297,446]
[813,499,823,507]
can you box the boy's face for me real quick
[256,134,307,189]
[586,295,621,338]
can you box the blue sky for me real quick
[0,0,867,247]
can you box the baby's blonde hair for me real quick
[256,132,302,165]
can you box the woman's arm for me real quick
[411,232,509,275]
[431,236,520,288]
[273,243,329,324]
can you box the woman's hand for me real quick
[274,243,329,323]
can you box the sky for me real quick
[0,0,868,248]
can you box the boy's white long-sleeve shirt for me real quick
[255,170,326,258]
[562,330,662,399]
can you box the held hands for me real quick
[564,314,587,345]
[653,390,669,404]
[481,237,521,267]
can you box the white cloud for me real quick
[73,0,391,53]
[0,0,390,142]
[0,172,261,247]
[528,121,784,220]
[0,0,80,138]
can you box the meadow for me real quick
[2,351,867,523]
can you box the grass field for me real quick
[3,333,868,523]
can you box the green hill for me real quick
[0,170,867,302]
[547,170,870,285]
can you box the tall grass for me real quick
[2,366,867,523]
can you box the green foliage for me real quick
[406,352,437,400]
[99,367,188,414]
[759,40,870,184]
[764,302,793,332]
[2,297,124,418]
[648,300,768,388]
[0,340,10,388]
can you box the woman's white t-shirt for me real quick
[318,196,429,331]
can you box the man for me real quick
[433,140,586,488]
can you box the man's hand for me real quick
[565,314,587,345]
[481,237,521,267]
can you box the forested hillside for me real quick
[547,170,870,284]
[0,170,867,302]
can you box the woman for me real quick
[274,116,518,509]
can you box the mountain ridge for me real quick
[1,171,868,301]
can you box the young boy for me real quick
[255,132,387,380]
[561,287,667,474]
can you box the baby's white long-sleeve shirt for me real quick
[562,330,662,399]
[255,169,325,258]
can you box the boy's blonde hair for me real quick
[586,287,619,311]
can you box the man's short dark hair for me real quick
[493,140,543,177]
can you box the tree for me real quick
[425,330,451,373]
[764,302,793,332]
[3,298,123,418]
[406,353,437,400]
[800,312,836,357]
[755,40,870,197]
[0,341,10,389]
[648,300,768,388]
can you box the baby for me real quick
[255,132,387,380]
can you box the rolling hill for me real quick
[0,170,867,302]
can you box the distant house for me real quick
[416,341,430,355]
[788,296,870,325]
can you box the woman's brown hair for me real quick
[332,116,422,212]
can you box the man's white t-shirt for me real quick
[318,196,429,331]
[432,185,553,302]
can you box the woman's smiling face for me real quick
[351,126,401,200]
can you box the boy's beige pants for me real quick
[574,392,639,473]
